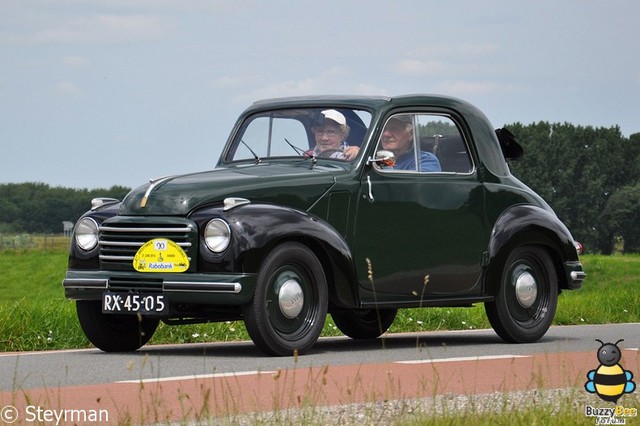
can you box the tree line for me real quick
[0,122,638,254]
[0,183,130,235]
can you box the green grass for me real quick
[0,250,639,352]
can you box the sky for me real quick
[1,0,639,190]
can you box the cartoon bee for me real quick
[585,339,636,403]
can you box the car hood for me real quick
[119,162,342,215]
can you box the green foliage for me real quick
[420,120,458,136]
[508,123,640,253]
[0,182,131,234]
[600,183,640,252]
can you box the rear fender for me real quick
[485,204,579,294]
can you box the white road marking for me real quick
[116,370,277,384]
[395,354,530,364]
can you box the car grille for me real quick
[99,217,198,271]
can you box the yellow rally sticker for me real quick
[133,238,189,272]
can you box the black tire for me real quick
[76,300,159,352]
[242,242,328,356]
[485,245,558,343]
[331,308,397,339]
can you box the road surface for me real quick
[1,323,638,424]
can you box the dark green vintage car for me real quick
[63,94,585,356]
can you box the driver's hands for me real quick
[343,146,360,160]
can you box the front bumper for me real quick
[563,261,586,290]
[63,269,257,306]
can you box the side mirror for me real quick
[367,150,396,167]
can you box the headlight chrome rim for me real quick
[204,218,231,253]
[75,217,99,252]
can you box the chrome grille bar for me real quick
[100,226,192,233]
[98,219,197,271]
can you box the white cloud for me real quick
[50,81,84,97]
[230,67,356,104]
[4,13,171,45]
[212,76,246,89]
[62,56,90,68]
[395,59,454,76]
[434,80,525,96]
[408,43,500,58]
[237,79,320,104]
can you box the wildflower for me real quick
[365,257,373,282]
[192,333,200,338]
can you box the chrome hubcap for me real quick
[514,271,537,308]
[278,279,304,319]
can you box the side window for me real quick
[376,113,472,173]
[231,115,309,161]
[416,115,473,173]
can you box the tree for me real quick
[600,183,640,253]
[0,183,130,234]
[508,123,640,253]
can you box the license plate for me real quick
[102,293,168,315]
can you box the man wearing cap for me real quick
[380,114,441,172]
[309,109,359,160]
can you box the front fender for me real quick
[220,203,358,307]
[486,204,580,292]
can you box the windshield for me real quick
[224,107,372,163]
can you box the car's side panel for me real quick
[351,171,488,304]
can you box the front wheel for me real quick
[76,300,159,352]
[242,242,328,356]
[331,308,397,339]
[485,245,558,343]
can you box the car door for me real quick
[352,112,489,305]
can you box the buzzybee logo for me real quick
[585,339,635,403]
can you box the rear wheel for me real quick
[485,245,558,343]
[243,242,328,356]
[331,308,397,339]
[76,300,159,352]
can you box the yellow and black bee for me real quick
[585,339,636,403]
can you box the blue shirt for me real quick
[394,148,441,172]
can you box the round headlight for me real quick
[204,219,231,253]
[75,217,99,251]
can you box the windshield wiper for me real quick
[284,138,318,169]
[284,138,308,156]
[240,139,261,164]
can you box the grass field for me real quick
[0,244,638,353]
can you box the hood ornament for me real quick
[140,175,174,208]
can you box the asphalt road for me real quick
[2,323,638,392]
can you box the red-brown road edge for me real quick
[2,349,639,423]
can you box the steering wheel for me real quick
[317,149,344,158]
